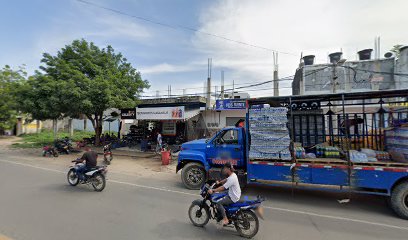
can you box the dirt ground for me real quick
[0,136,177,178]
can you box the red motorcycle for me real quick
[42,146,59,157]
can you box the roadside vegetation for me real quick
[11,130,94,148]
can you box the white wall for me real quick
[201,109,246,130]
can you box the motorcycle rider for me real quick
[77,146,98,180]
[208,162,241,225]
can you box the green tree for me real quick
[37,39,149,144]
[16,73,65,137]
[390,44,404,58]
[0,65,26,134]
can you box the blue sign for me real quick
[216,99,246,110]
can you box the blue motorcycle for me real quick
[188,181,265,238]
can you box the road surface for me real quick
[0,153,408,240]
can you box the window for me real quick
[216,129,239,144]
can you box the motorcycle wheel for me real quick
[188,201,210,227]
[67,169,79,186]
[53,151,59,157]
[104,155,113,165]
[234,210,259,239]
[91,173,106,192]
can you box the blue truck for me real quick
[177,90,408,219]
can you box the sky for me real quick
[1,0,407,97]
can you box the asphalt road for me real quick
[1,155,408,240]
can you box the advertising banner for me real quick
[162,121,177,136]
[216,99,246,110]
[136,106,185,120]
[121,108,136,119]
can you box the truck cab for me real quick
[177,127,246,189]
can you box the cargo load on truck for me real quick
[248,107,291,160]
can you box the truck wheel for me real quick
[182,162,206,190]
[390,181,408,219]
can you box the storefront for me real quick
[202,99,247,136]
[119,108,138,137]
[133,96,206,143]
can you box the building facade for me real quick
[292,46,408,95]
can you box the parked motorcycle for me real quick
[54,139,70,154]
[103,144,113,165]
[42,146,59,157]
[188,181,264,239]
[175,135,185,145]
[76,140,87,149]
[67,159,107,192]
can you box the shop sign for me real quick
[121,109,136,119]
[216,99,246,110]
[136,106,185,120]
[162,121,176,136]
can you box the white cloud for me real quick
[140,62,205,75]
[16,4,154,75]
[192,0,408,96]
[87,14,151,41]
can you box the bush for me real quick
[12,130,94,148]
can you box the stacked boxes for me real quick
[385,127,408,163]
[249,107,291,161]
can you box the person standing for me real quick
[157,131,163,148]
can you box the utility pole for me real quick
[273,52,279,96]
[332,63,337,94]
[232,80,235,99]
[221,70,224,100]
[206,58,212,109]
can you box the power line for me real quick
[142,76,294,94]
[75,0,298,56]
[141,78,408,98]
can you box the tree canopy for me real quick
[0,65,26,133]
[19,39,149,143]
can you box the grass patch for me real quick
[12,130,94,148]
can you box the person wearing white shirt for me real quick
[157,131,162,147]
[208,162,241,225]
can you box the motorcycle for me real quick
[54,140,71,154]
[188,181,265,239]
[76,140,87,149]
[42,146,59,157]
[103,144,113,165]
[67,159,107,192]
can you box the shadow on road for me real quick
[151,219,244,240]
[40,183,100,193]
[242,184,397,219]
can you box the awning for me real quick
[184,109,201,120]
[104,116,120,122]
[135,106,201,121]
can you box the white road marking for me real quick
[1,159,408,231]
[0,159,64,173]
[264,206,408,231]
[108,179,197,197]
